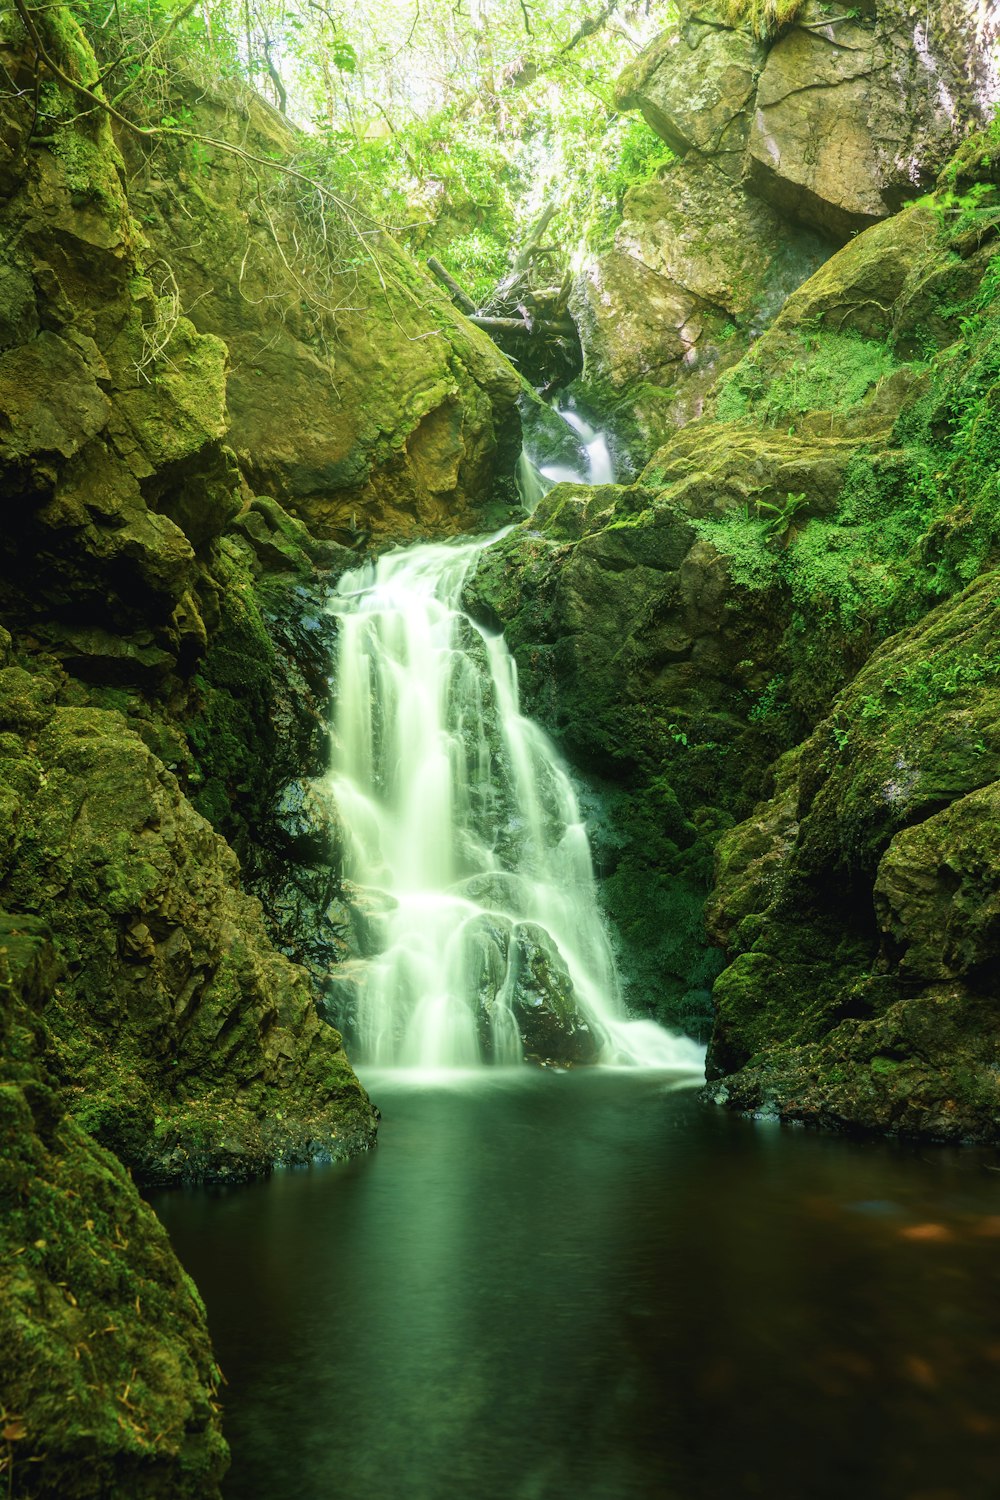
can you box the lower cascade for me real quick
[324,519,703,1072]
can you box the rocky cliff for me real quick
[569,0,1000,466]
[0,5,526,1491]
[470,127,1000,1141]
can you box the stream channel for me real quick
[155,422,1000,1499]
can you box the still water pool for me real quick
[152,1070,1000,1500]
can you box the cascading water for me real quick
[324,423,704,1073]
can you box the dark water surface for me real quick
[152,1070,1000,1500]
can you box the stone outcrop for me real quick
[1,671,375,1185]
[0,10,437,1485]
[572,0,999,466]
[0,6,377,1183]
[1,916,229,1497]
[123,77,522,548]
[706,576,1000,1141]
[471,133,1000,1137]
[570,159,829,460]
[623,0,998,237]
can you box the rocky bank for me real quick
[470,121,1000,1142]
[0,5,524,1492]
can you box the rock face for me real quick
[123,78,522,547]
[471,133,1000,1138]
[0,8,377,1183]
[570,159,829,459]
[1,679,375,1185]
[574,0,999,465]
[1,915,229,1497]
[0,10,461,1486]
[617,7,766,180]
[707,576,1000,1141]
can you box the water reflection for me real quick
[152,1073,1000,1500]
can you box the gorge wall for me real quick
[0,8,524,1493]
[568,0,1000,467]
[470,123,1000,1141]
[5,0,1000,1492]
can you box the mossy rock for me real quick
[0,913,229,1497]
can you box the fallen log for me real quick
[426,256,477,314]
[469,314,577,336]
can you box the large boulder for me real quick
[125,80,523,547]
[704,571,1000,1140]
[574,0,1000,466]
[616,7,766,181]
[570,157,830,461]
[0,915,229,1498]
[0,675,377,1184]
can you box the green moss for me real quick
[185,542,277,839]
[714,330,903,426]
[0,916,228,1496]
[723,0,805,37]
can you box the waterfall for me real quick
[322,429,704,1073]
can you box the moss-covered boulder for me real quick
[122,73,522,547]
[0,673,376,1183]
[704,571,1000,1140]
[0,9,242,679]
[570,157,830,462]
[875,780,1000,982]
[0,914,229,1497]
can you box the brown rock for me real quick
[746,17,886,239]
[616,12,766,179]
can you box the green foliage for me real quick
[714,331,901,425]
[67,0,678,301]
[722,0,805,38]
[577,114,675,253]
[857,650,998,724]
[689,246,1000,724]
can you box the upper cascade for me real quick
[323,426,703,1073]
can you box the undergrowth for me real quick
[714,330,902,425]
[693,252,1000,722]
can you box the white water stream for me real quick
[324,420,704,1072]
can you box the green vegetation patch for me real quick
[714,330,903,426]
[723,0,806,38]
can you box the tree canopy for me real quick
[53,0,677,297]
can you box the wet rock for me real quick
[507,923,599,1066]
[470,917,599,1066]
[273,777,339,863]
[0,913,229,1497]
[616,8,766,179]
